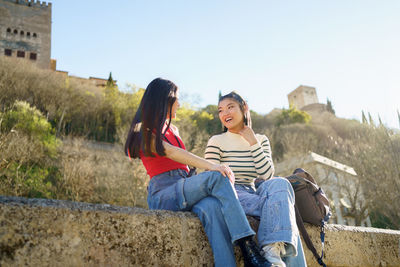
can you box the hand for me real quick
[239,126,258,146]
[210,164,235,184]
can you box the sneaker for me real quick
[261,242,286,267]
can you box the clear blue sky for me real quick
[51,0,400,129]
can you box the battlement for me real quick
[3,0,51,8]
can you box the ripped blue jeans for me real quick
[235,177,307,267]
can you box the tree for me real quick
[378,115,384,127]
[275,105,311,127]
[397,110,400,128]
[361,110,368,124]
[107,72,115,87]
[368,112,375,127]
[326,98,335,115]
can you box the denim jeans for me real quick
[147,169,255,267]
[235,177,307,267]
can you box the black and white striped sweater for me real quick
[205,131,275,186]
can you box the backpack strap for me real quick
[294,204,327,267]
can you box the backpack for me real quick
[286,168,331,267]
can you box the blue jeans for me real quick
[147,169,255,267]
[235,177,307,267]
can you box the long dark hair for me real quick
[125,78,178,158]
[219,91,252,132]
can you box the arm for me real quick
[239,126,275,180]
[164,141,217,170]
[151,136,233,179]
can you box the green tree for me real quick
[397,110,400,128]
[361,110,368,124]
[107,72,115,87]
[368,112,375,127]
[326,98,335,115]
[275,105,311,127]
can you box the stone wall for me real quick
[1,196,400,266]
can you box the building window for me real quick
[27,32,31,37]
[4,49,12,56]
[20,31,24,36]
[33,33,37,38]
[7,28,11,33]
[13,29,18,34]
[17,50,25,58]
[29,52,37,60]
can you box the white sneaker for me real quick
[261,242,286,267]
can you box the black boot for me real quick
[237,236,272,267]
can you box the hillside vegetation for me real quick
[0,57,399,229]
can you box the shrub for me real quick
[0,101,60,198]
[275,105,311,127]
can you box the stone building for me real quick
[0,0,51,69]
[287,85,319,109]
[275,152,372,227]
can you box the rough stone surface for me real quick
[1,196,400,267]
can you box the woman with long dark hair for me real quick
[205,92,307,267]
[125,78,271,267]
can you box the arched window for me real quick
[13,29,18,34]
[27,32,31,37]
[7,28,11,33]
[33,33,37,38]
[20,31,24,36]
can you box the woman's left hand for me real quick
[239,126,258,146]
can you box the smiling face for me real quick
[218,98,245,133]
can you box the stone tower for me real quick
[287,85,319,109]
[0,0,52,69]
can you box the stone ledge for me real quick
[1,196,399,266]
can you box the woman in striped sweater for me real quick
[205,92,306,267]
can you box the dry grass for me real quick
[58,138,148,208]
[0,132,149,208]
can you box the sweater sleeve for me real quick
[204,136,222,164]
[249,135,274,179]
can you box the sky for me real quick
[51,0,400,129]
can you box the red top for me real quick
[140,126,189,178]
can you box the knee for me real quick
[271,177,292,187]
[262,177,293,194]
[208,171,230,186]
[210,170,225,180]
[192,197,222,221]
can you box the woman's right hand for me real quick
[210,164,235,184]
